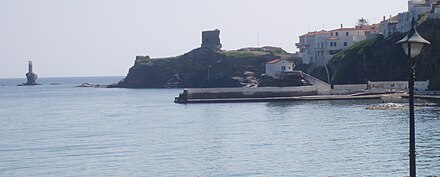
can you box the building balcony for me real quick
[295,43,309,48]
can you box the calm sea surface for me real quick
[0,77,439,176]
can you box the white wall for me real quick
[398,12,416,33]
[298,33,328,65]
[334,84,367,90]
[367,81,429,91]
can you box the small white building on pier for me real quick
[265,59,294,79]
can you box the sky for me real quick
[0,0,408,78]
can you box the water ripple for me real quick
[0,80,439,176]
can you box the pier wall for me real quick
[334,84,367,90]
[186,86,317,99]
[329,84,367,95]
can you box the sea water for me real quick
[0,77,439,176]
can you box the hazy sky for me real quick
[0,0,407,78]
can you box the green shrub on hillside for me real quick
[331,36,380,84]
[221,50,265,58]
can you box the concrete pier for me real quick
[173,86,397,104]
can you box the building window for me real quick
[281,66,286,71]
[321,42,324,48]
[334,42,337,47]
[344,42,348,46]
[330,42,333,47]
[331,33,333,36]
[336,32,339,36]
[346,32,349,36]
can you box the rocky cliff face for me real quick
[329,17,440,90]
[112,47,304,88]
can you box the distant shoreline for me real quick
[0,76,125,80]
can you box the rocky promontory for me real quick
[111,29,307,88]
[110,46,305,88]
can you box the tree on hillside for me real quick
[357,17,370,26]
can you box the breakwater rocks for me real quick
[111,47,304,88]
[77,83,108,88]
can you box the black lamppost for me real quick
[207,65,212,84]
[396,18,430,177]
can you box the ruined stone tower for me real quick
[201,29,222,51]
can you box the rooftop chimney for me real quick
[341,24,343,28]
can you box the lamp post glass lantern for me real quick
[396,18,430,177]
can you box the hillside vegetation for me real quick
[330,17,440,90]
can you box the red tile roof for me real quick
[300,30,329,37]
[329,28,363,32]
[354,24,380,32]
[381,15,399,23]
[266,59,293,64]
[267,59,281,64]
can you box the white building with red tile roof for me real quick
[295,30,329,65]
[295,25,369,66]
[265,59,294,79]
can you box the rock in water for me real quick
[366,103,405,110]
[77,83,107,88]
